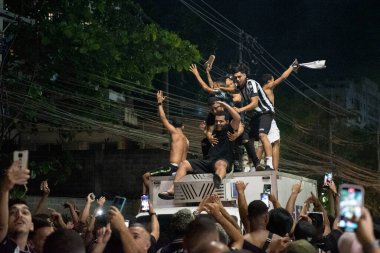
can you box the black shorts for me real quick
[189,158,231,174]
[249,113,274,140]
[150,163,178,176]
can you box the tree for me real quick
[1,0,201,150]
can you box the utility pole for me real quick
[238,30,244,64]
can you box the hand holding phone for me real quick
[338,184,364,232]
[141,195,149,212]
[112,196,126,212]
[260,193,269,207]
[13,150,29,170]
[323,172,333,187]
[263,184,271,195]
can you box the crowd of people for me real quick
[1,60,379,253]
[1,161,380,253]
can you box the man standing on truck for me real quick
[142,90,189,194]
[158,100,241,200]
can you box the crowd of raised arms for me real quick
[1,60,379,253]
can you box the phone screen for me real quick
[263,184,271,194]
[112,196,126,212]
[324,172,333,186]
[141,195,149,212]
[260,193,269,207]
[338,185,364,232]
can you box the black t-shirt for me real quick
[157,238,185,253]
[205,124,234,162]
[0,238,31,253]
[315,229,342,253]
[148,234,158,253]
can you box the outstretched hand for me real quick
[235,181,248,193]
[189,64,199,75]
[2,161,30,190]
[157,90,167,104]
[40,180,50,195]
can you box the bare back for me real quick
[169,129,189,164]
[263,86,275,106]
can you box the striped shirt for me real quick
[239,79,274,114]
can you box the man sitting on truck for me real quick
[158,100,241,200]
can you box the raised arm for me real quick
[205,64,215,89]
[217,101,241,131]
[286,182,302,216]
[210,194,240,230]
[0,161,30,242]
[266,59,299,89]
[108,206,143,253]
[64,201,80,225]
[204,202,244,250]
[149,201,160,241]
[157,90,177,134]
[327,180,340,229]
[189,64,214,94]
[235,181,250,233]
[79,193,95,224]
[34,180,50,215]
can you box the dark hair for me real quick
[170,209,194,239]
[308,212,324,236]
[9,198,28,209]
[170,117,183,128]
[232,63,249,75]
[294,220,317,242]
[43,229,85,253]
[215,110,230,121]
[29,217,53,239]
[184,217,217,250]
[248,200,268,219]
[207,96,219,106]
[260,73,273,86]
[267,208,293,236]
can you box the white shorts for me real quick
[258,119,280,146]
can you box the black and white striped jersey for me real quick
[239,79,274,114]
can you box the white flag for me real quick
[299,60,326,69]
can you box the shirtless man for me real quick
[256,59,298,171]
[142,90,189,194]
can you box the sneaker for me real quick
[233,160,242,172]
[264,165,274,171]
[158,191,174,200]
[204,55,216,70]
[255,164,265,171]
[213,174,222,189]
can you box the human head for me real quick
[260,73,274,87]
[267,208,293,236]
[232,64,249,87]
[293,220,317,242]
[184,217,219,253]
[248,200,269,229]
[208,97,224,115]
[129,223,151,253]
[170,117,184,128]
[170,208,194,240]
[28,217,55,253]
[8,198,34,238]
[43,229,85,253]
[214,111,229,131]
[286,239,317,253]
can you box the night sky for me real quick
[141,0,380,83]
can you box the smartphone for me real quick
[338,184,364,232]
[124,220,129,227]
[263,184,271,195]
[260,193,269,207]
[141,195,149,212]
[111,196,126,212]
[13,150,29,170]
[323,172,333,187]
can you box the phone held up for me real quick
[13,150,29,170]
[112,196,127,212]
[323,172,333,187]
[338,184,364,232]
[141,195,149,212]
[260,193,269,207]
